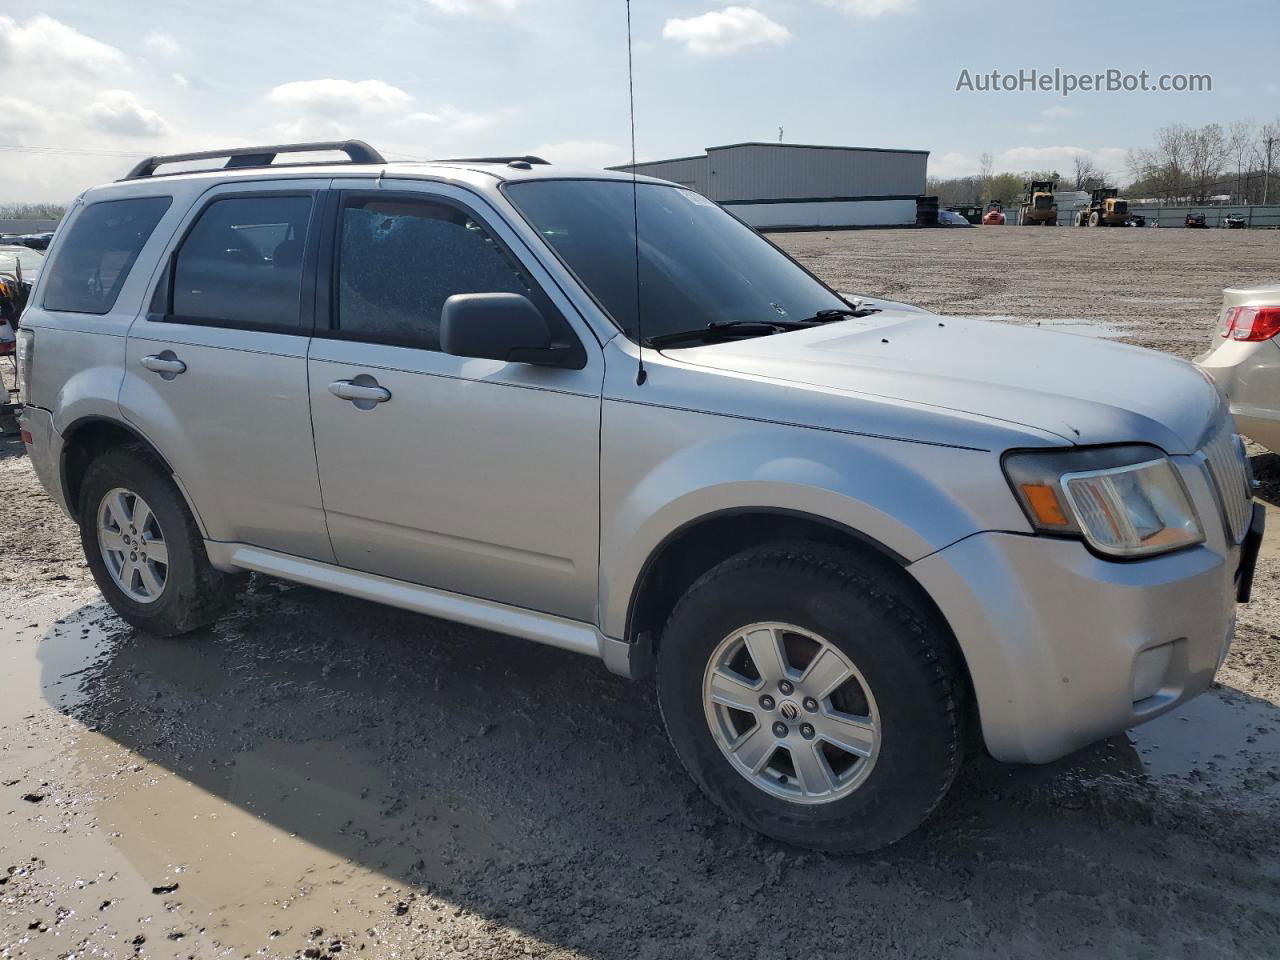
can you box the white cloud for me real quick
[663,7,790,56]
[0,14,127,74]
[424,0,524,16]
[268,79,413,114]
[1041,105,1075,118]
[86,90,169,137]
[273,117,356,143]
[144,32,180,57]
[929,151,975,178]
[171,73,189,87]
[400,105,494,133]
[530,140,627,169]
[0,96,48,134]
[817,0,914,17]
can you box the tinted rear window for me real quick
[170,194,313,330]
[43,197,171,314]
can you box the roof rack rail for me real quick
[123,140,385,180]
[435,155,550,166]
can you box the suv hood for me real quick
[663,310,1220,454]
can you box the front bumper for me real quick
[910,503,1261,764]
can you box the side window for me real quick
[43,196,171,314]
[170,194,313,330]
[335,196,536,350]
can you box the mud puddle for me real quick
[1125,689,1280,799]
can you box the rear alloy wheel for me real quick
[80,446,241,636]
[96,487,169,603]
[703,622,880,803]
[657,542,963,853]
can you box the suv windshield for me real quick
[505,179,848,343]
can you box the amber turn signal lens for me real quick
[1021,483,1069,527]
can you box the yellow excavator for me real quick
[1019,180,1058,226]
[1076,188,1130,227]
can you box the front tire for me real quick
[80,447,240,636]
[656,543,963,854]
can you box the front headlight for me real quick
[1003,445,1203,558]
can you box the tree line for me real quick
[927,118,1280,208]
[0,202,67,221]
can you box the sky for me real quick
[2,0,1278,202]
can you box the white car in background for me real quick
[1197,285,1280,452]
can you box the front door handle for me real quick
[329,378,392,406]
[141,352,186,379]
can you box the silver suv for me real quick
[17,141,1264,852]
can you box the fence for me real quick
[0,219,57,235]
[1126,205,1280,228]
[999,204,1280,227]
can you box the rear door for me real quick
[307,180,603,621]
[119,179,334,561]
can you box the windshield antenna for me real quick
[626,0,646,385]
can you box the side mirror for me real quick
[441,293,577,367]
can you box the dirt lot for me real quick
[3,227,1280,960]
[777,224,1280,359]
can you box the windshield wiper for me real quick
[645,319,805,348]
[796,305,882,323]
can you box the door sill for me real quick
[204,541,606,660]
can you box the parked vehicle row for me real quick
[0,244,42,356]
[0,232,54,250]
[15,141,1264,853]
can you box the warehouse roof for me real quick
[610,141,930,170]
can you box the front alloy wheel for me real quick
[703,622,880,803]
[656,542,964,853]
[96,487,169,603]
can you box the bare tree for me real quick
[1186,123,1229,202]
[1127,124,1195,200]
[0,202,67,220]
[1228,119,1256,202]
[1071,155,1106,192]
[978,152,994,203]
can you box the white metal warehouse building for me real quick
[609,142,929,229]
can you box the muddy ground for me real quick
[4,227,1280,959]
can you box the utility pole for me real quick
[1265,136,1276,205]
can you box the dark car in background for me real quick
[1185,212,1208,228]
[1,232,54,250]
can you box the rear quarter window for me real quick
[42,196,172,314]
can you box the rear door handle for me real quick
[329,378,391,405]
[141,353,186,378]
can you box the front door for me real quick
[119,180,333,561]
[307,182,602,621]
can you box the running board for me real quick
[204,541,606,660]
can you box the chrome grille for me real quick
[1201,422,1253,544]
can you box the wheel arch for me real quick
[59,416,195,527]
[624,507,968,679]
[620,507,979,749]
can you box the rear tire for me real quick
[80,447,240,636]
[656,542,963,854]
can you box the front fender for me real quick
[597,398,1032,640]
